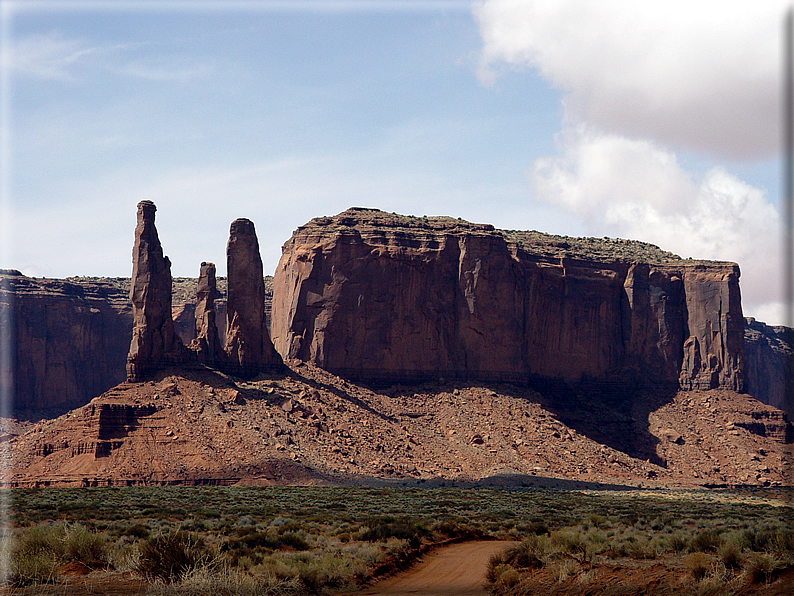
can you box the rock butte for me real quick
[272,208,744,393]
[6,205,794,489]
[2,206,791,419]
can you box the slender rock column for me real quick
[224,218,283,377]
[126,200,185,381]
[189,261,224,365]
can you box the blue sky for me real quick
[1,0,789,325]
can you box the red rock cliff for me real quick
[0,270,131,417]
[271,208,745,392]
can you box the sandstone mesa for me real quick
[2,203,792,488]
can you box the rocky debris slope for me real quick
[272,208,744,392]
[8,360,791,489]
[745,317,793,417]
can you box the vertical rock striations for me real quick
[225,219,283,378]
[189,262,224,365]
[744,318,794,416]
[126,200,186,382]
[678,265,745,391]
[272,208,746,392]
[2,271,132,417]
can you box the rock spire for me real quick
[224,218,283,377]
[126,200,186,381]
[189,261,224,365]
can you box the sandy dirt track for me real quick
[351,541,518,596]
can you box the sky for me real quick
[0,0,790,326]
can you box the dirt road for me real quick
[352,541,517,596]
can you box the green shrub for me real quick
[359,518,428,545]
[744,552,784,584]
[684,552,713,580]
[492,565,521,592]
[10,522,108,584]
[551,530,586,560]
[690,529,721,553]
[10,551,59,586]
[136,531,211,581]
[717,537,743,570]
[502,536,549,570]
[62,523,107,565]
[120,523,150,540]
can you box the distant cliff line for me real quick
[1,207,791,419]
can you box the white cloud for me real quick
[5,32,99,80]
[474,0,787,159]
[6,32,213,83]
[530,126,783,323]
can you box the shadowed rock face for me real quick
[126,200,186,382]
[745,318,793,416]
[225,219,283,377]
[189,262,223,365]
[679,266,745,391]
[272,208,745,392]
[1,271,132,418]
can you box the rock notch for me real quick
[224,218,283,377]
[126,200,186,382]
[189,262,224,365]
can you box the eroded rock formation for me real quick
[745,318,793,416]
[1,271,131,417]
[188,262,224,365]
[272,208,745,392]
[126,200,187,382]
[224,219,283,377]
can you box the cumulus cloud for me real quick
[474,0,787,159]
[474,0,788,324]
[530,126,782,323]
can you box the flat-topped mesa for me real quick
[188,262,224,365]
[224,218,283,378]
[271,207,745,392]
[126,201,187,382]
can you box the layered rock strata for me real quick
[272,208,745,392]
[0,271,131,417]
[224,219,283,377]
[126,201,187,381]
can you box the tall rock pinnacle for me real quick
[189,261,223,365]
[224,218,282,377]
[126,200,186,381]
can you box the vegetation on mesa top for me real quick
[302,208,691,265]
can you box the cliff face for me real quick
[1,270,132,418]
[744,318,793,416]
[4,274,270,419]
[271,208,745,392]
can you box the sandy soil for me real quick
[350,541,518,596]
